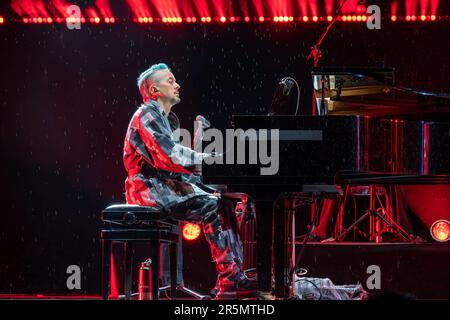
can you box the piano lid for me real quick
[312,67,450,119]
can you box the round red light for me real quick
[430,220,450,242]
[182,223,202,241]
[258,16,264,22]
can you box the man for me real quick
[123,63,256,299]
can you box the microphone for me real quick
[195,115,210,128]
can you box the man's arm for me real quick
[137,109,210,170]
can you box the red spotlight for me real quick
[288,16,293,22]
[312,15,318,22]
[244,16,250,22]
[430,15,436,21]
[182,223,201,241]
[411,15,416,21]
[351,15,357,21]
[273,16,279,22]
[302,16,308,22]
[177,17,182,23]
[94,17,100,24]
[342,16,347,21]
[105,17,110,23]
[144,17,150,23]
[191,17,196,23]
[230,16,235,22]
[81,17,86,23]
[430,220,450,242]
[206,16,211,22]
[356,15,362,21]
[258,16,264,22]
[391,15,397,22]
[23,17,28,23]
[167,17,172,23]
[406,15,411,21]
[138,17,143,23]
[47,17,52,23]
[110,17,115,23]
[0,17,4,24]
[220,16,226,23]
[327,15,333,22]
[420,15,426,21]
[201,17,206,22]
[186,17,191,23]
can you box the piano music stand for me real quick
[335,173,414,243]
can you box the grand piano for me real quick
[202,67,450,298]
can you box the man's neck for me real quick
[156,99,172,116]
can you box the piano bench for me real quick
[100,204,179,300]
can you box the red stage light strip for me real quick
[251,0,264,19]
[126,0,152,20]
[267,0,292,17]
[430,0,439,15]
[192,0,210,18]
[11,0,50,19]
[151,0,181,21]
[94,0,114,22]
[324,0,334,16]
[297,0,308,17]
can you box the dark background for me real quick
[1,3,449,294]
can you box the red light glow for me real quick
[182,223,201,241]
[431,220,450,242]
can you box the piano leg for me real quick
[255,200,273,292]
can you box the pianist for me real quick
[122,63,257,298]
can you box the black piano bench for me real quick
[100,204,179,300]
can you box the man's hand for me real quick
[190,164,202,176]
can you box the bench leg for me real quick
[124,242,133,300]
[102,239,111,300]
[169,241,178,298]
[150,240,160,300]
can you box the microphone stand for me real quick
[308,0,348,115]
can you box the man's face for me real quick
[152,70,181,106]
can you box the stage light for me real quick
[430,220,450,242]
[288,16,293,22]
[191,17,196,23]
[406,15,411,21]
[94,17,100,23]
[105,17,109,23]
[312,15,318,22]
[430,15,436,21]
[23,17,28,23]
[138,17,143,23]
[391,15,397,21]
[167,17,172,23]
[302,16,308,22]
[283,16,288,22]
[351,15,357,21]
[47,17,52,23]
[244,16,250,22]
[420,15,426,21]
[327,16,333,22]
[206,16,211,22]
[81,17,86,23]
[362,15,367,21]
[273,16,279,22]
[342,16,347,21]
[220,16,226,23]
[177,17,182,23]
[182,223,201,241]
[186,17,191,23]
[411,15,416,21]
[230,16,235,22]
[0,17,4,24]
[258,16,264,22]
[356,15,362,21]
